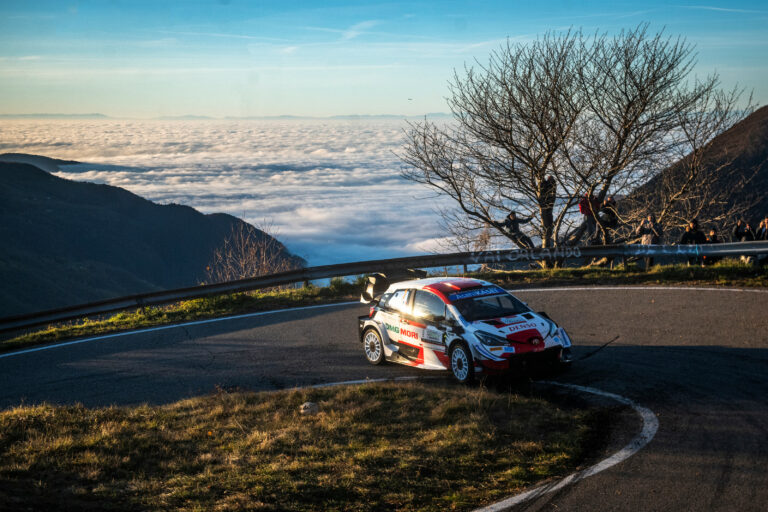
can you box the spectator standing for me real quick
[756,217,768,266]
[499,211,534,249]
[733,218,756,264]
[732,219,755,242]
[598,196,619,243]
[579,193,600,244]
[636,214,662,269]
[679,220,706,266]
[706,228,721,244]
[541,176,557,235]
[703,228,722,266]
[756,217,768,241]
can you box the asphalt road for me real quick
[2,287,767,511]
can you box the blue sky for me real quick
[1,1,766,118]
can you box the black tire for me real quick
[449,341,474,384]
[362,328,385,365]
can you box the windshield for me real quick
[453,290,530,322]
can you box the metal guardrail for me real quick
[2,241,767,333]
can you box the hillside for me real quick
[630,105,768,233]
[713,105,768,220]
[0,159,304,317]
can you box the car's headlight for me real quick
[475,331,508,346]
[547,320,558,338]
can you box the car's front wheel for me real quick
[449,341,474,384]
[362,328,385,365]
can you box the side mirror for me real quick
[448,320,465,334]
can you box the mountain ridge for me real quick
[0,157,303,317]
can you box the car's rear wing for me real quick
[360,273,389,304]
[359,269,429,304]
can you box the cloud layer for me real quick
[0,119,451,264]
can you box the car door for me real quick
[403,290,450,367]
[411,290,447,344]
[378,289,409,345]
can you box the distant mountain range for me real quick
[0,154,304,317]
[0,113,109,119]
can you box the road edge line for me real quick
[473,382,659,511]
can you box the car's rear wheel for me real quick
[449,341,474,384]
[363,328,385,365]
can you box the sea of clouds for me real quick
[0,119,454,265]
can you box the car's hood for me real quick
[472,312,550,343]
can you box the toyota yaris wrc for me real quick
[358,277,572,383]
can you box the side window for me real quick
[385,289,410,314]
[413,290,446,320]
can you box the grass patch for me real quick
[0,382,600,511]
[4,261,766,354]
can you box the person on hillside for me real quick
[499,211,534,249]
[703,228,722,266]
[598,196,619,244]
[579,193,600,244]
[732,219,755,242]
[756,217,768,266]
[757,217,768,241]
[679,220,706,266]
[636,214,662,269]
[541,176,557,237]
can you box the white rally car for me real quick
[358,277,572,383]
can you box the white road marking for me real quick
[474,382,659,512]
[0,301,359,360]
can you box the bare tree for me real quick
[205,220,301,284]
[401,24,753,251]
[402,30,584,250]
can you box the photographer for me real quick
[636,214,662,269]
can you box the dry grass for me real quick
[0,382,600,511]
